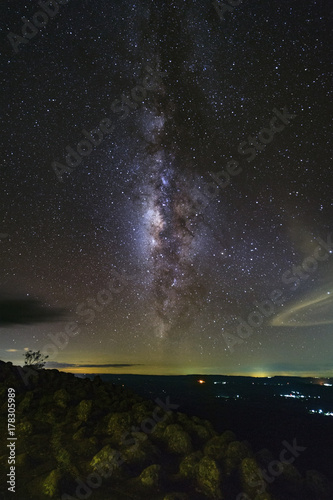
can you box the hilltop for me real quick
[0,360,332,500]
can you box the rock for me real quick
[220,430,236,443]
[93,386,111,411]
[132,401,155,422]
[44,369,61,389]
[305,470,332,499]
[277,461,303,495]
[163,424,192,455]
[139,464,161,488]
[224,440,252,474]
[16,453,28,467]
[130,431,149,444]
[163,494,189,500]
[179,450,203,479]
[197,456,222,499]
[121,431,159,466]
[191,415,203,425]
[55,447,71,470]
[26,434,52,462]
[253,493,274,500]
[239,457,266,499]
[16,420,33,438]
[117,397,139,412]
[50,428,77,475]
[43,469,63,498]
[107,412,132,442]
[77,399,93,422]
[204,431,236,461]
[176,412,192,426]
[38,409,56,425]
[17,391,34,412]
[1,360,321,500]
[122,443,149,465]
[177,413,214,443]
[197,418,217,438]
[90,445,124,475]
[73,426,87,441]
[255,448,275,468]
[4,362,36,389]
[72,437,99,459]
[151,420,169,441]
[153,410,177,433]
[53,388,70,408]
[192,423,213,442]
[71,384,87,402]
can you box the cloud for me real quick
[0,295,67,327]
[271,285,333,327]
[46,362,142,369]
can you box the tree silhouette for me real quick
[23,350,49,370]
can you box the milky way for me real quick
[133,68,207,339]
[1,0,332,375]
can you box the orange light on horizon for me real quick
[198,379,205,384]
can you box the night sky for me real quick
[1,0,332,376]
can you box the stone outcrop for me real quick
[0,360,332,500]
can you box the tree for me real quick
[23,350,49,369]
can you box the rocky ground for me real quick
[0,360,332,500]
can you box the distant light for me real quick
[309,409,333,417]
[324,383,332,387]
[198,379,205,384]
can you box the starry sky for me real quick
[0,0,332,376]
